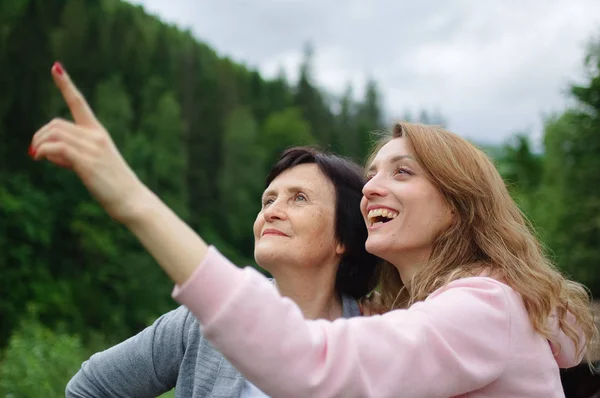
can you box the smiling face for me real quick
[360,137,453,270]
[253,163,344,273]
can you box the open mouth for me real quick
[367,208,399,227]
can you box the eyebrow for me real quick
[367,155,415,173]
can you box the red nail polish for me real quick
[28,145,37,157]
[53,61,64,76]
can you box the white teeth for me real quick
[367,208,399,225]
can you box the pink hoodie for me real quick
[173,246,585,397]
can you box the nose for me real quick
[263,199,287,223]
[362,174,388,200]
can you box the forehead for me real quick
[266,163,333,193]
[377,138,409,160]
[369,138,413,167]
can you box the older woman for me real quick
[52,82,378,396]
[34,63,595,397]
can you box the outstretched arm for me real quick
[172,246,512,397]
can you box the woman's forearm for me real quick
[125,187,209,286]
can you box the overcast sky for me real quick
[127,0,600,145]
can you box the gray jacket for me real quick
[65,294,361,398]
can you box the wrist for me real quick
[115,183,160,228]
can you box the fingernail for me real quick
[28,145,36,157]
[53,61,64,76]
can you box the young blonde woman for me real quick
[33,62,596,397]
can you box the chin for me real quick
[365,236,393,258]
[254,244,285,272]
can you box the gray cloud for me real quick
[129,0,600,145]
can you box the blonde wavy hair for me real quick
[367,121,597,363]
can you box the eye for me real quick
[294,193,307,202]
[365,173,375,182]
[394,166,413,177]
[262,197,275,207]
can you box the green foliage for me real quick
[293,43,335,147]
[0,0,387,352]
[491,35,600,295]
[261,107,316,167]
[218,107,266,252]
[0,310,88,397]
[356,80,384,161]
[158,389,176,398]
[535,103,600,290]
[335,79,386,163]
[94,76,134,148]
[495,133,543,213]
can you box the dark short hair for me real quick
[265,147,379,299]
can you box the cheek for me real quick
[399,186,447,232]
[310,210,329,235]
[307,208,336,245]
[252,214,263,240]
[359,196,368,219]
[421,191,452,231]
[438,205,454,231]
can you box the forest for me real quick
[1,0,600,395]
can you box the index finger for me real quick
[51,62,98,127]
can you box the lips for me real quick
[262,228,289,237]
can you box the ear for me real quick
[335,242,346,255]
[446,206,458,230]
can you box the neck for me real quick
[388,247,431,286]
[270,262,343,321]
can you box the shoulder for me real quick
[171,305,205,342]
[410,277,516,332]
[172,306,234,367]
[157,305,198,337]
[426,276,514,302]
[166,308,247,395]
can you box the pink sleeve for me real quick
[548,309,586,367]
[173,246,511,397]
